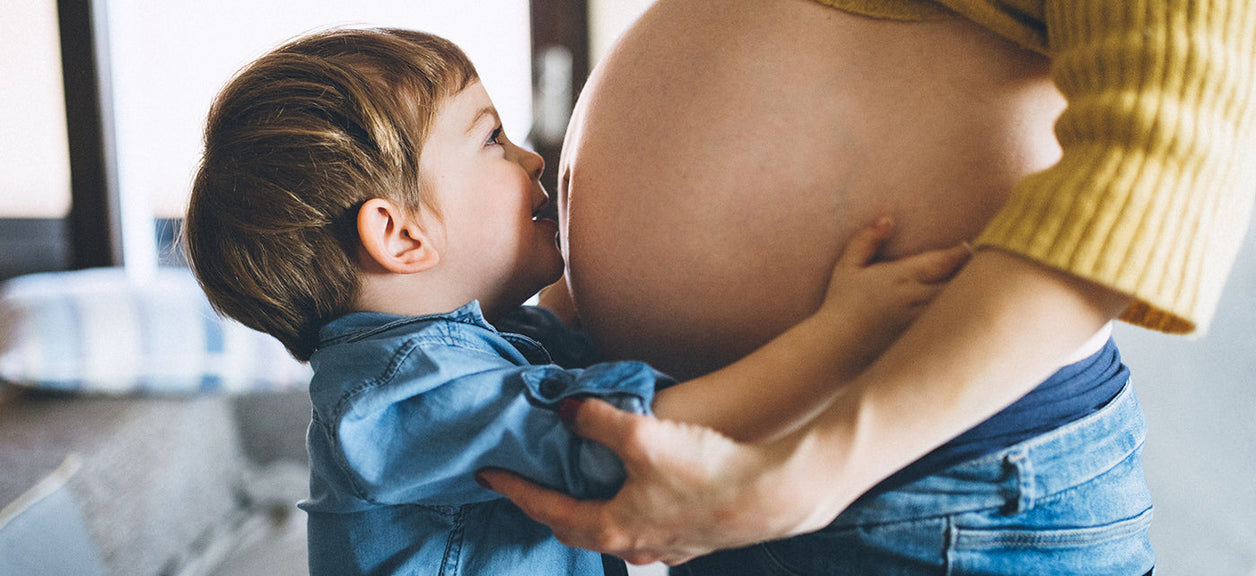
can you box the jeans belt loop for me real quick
[1000,449,1034,516]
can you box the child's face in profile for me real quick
[418,81,564,312]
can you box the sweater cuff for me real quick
[975,142,1252,336]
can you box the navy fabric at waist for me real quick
[867,337,1130,497]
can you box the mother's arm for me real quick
[478,249,1129,565]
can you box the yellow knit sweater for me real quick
[813,0,1256,334]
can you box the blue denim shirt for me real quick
[299,302,670,576]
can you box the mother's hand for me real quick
[475,399,840,566]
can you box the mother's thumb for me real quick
[565,397,652,456]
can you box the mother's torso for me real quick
[558,0,1066,379]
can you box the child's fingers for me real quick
[837,217,894,268]
[900,242,973,283]
[905,282,945,308]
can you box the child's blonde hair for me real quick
[185,27,478,361]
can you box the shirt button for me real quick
[539,378,566,399]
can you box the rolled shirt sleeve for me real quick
[331,344,670,507]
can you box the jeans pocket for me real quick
[949,506,1155,575]
[955,505,1153,548]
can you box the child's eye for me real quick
[487,126,504,146]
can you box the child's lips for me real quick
[533,216,559,242]
[531,198,558,222]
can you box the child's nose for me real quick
[517,145,545,180]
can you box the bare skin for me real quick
[558,0,1072,381]
[480,0,1133,565]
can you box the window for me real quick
[106,0,533,270]
[0,0,73,280]
[0,0,533,280]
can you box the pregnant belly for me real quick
[558,0,1066,379]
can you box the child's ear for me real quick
[357,198,440,274]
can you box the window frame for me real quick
[57,0,123,269]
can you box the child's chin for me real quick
[540,249,564,277]
[541,261,564,286]
[520,262,564,298]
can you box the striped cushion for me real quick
[0,268,310,394]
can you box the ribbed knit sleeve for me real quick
[810,0,952,21]
[974,0,1256,334]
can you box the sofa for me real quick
[0,267,313,576]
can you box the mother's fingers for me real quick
[475,468,631,553]
[565,398,653,457]
[481,399,784,566]
[474,468,580,527]
[476,468,683,565]
[477,399,672,559]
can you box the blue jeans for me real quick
[673,382,1155,575]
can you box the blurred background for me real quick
[0,1,1252,575]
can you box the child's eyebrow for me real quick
[466,106,500,135]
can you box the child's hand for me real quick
[820,217,971,366]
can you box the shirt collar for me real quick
[316,300,494,348]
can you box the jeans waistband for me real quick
[833,380,1145,527]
